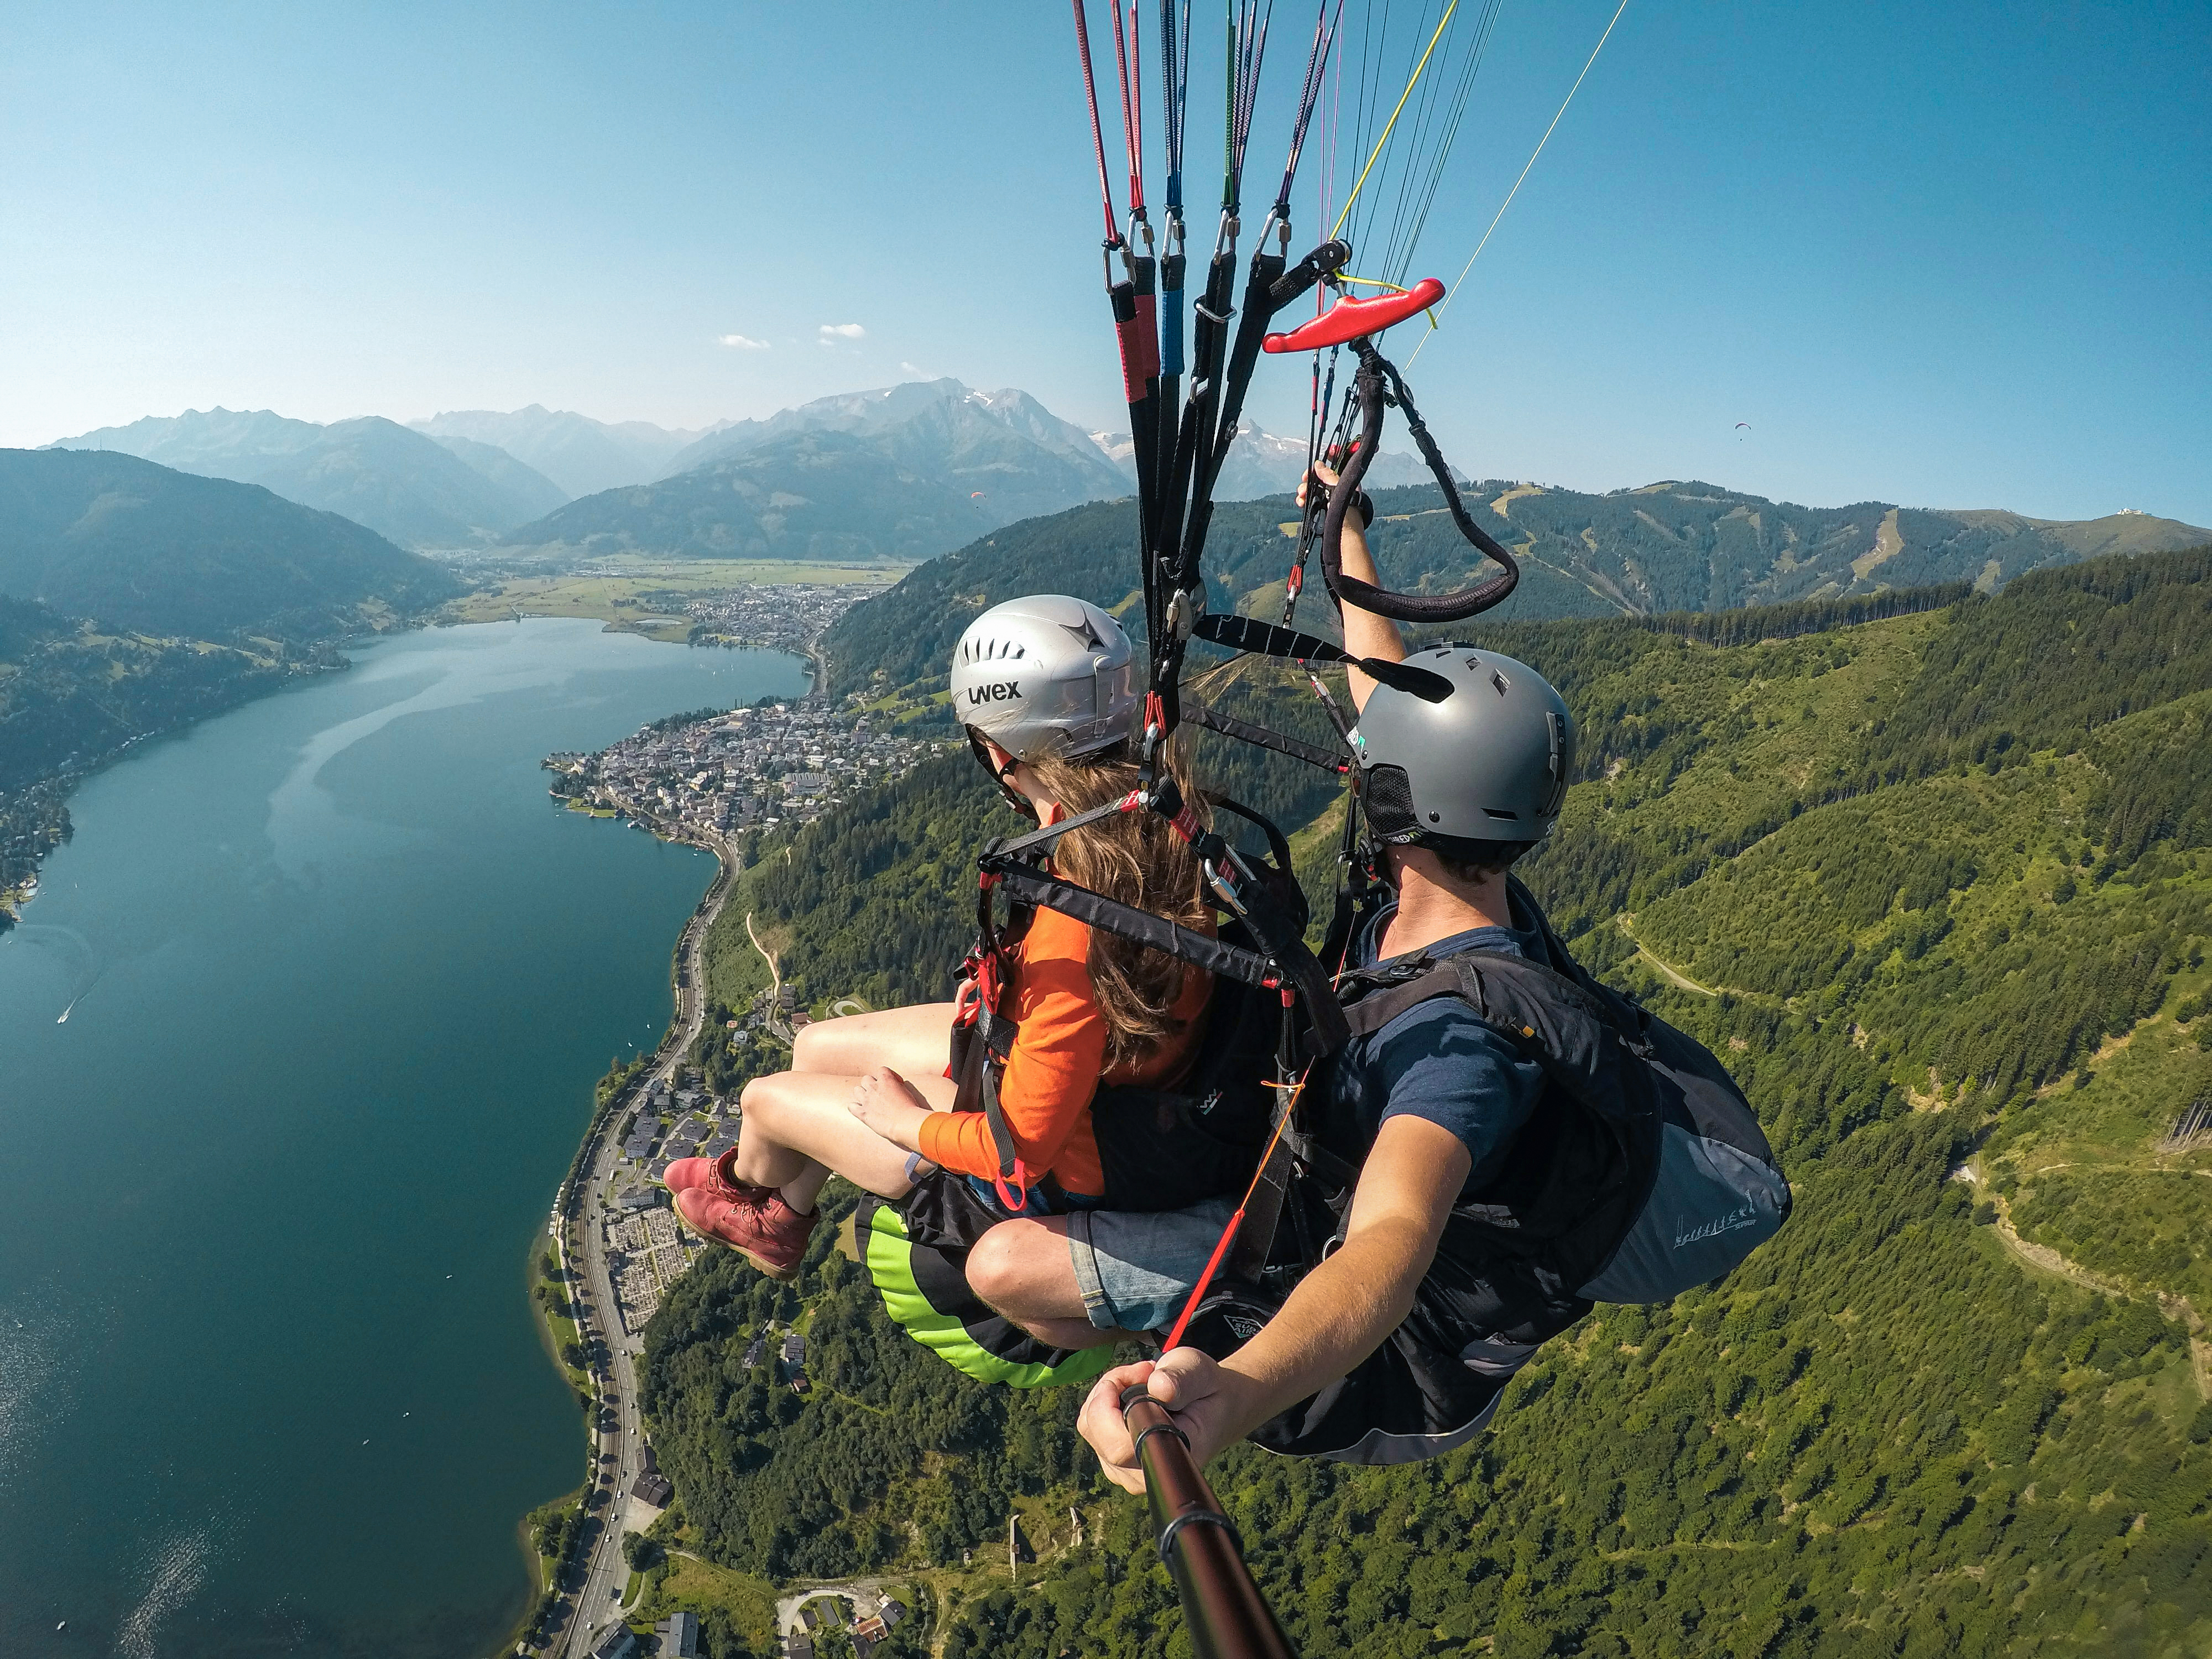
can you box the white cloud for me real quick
[818,322,866,341]
[718,333,770,350]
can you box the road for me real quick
[540,821,735,1659]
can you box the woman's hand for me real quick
[847,1066,933,1153]
[1076,1348,1259,1495]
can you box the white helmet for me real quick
[949,595,1139,761]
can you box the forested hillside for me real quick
[0,447,460,637]
[818,482,2209,696]
[0,451,460,923]
[0,599,343,922]
[645,546,2212,1657]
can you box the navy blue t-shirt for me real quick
[1316,902,1549,1198]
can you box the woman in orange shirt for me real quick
[664,596,1214,1286]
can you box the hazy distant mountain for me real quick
[411,406,714,497]
[425,434,570,519]
[235,417,561,549]
[660,380,1128,494]
[1089,421,1443,500]
[0,448,458,638]
[50,408,565,548]
[505,380,1133,561]
[53,408,325,478]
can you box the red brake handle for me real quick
[1262,277,1445,355]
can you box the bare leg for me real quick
[790,1002,958,1080]
[733,1066,957,1212]
[967,1215,1131,1350]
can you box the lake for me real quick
[0,618,806,1657]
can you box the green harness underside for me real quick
[861,1201,1115,1391]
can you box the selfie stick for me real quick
[1120,1385,1297,1659]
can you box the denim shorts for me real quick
[1066,1197,1239,1336]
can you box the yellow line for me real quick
[1329,0,1462,242]
[1410,0,1631,366]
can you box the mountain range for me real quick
[49,410,568,549]
[497,380,1134,561]
[1091,419,1442,498]
[408,405,721,498]
[819,482,2212,692]
[50,388,2210,593]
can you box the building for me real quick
[658,1611,700,1658]
[631,1471,674,1507]
[617,1188,663,1213]
[880,1598,908,1629]
[592,1630,638,1659]
[785,1637,814,1659]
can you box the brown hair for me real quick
[1431,838,1532,885]
[1024,737,1212,1073]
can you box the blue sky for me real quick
[4,1,2206,523]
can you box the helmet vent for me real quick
[1484,807,1519,820]
[1361,764,1421,841]
[1490,669,1510,697]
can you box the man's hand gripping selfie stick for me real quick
[1120,1385,1298,1659]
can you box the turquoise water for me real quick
[0,619,805,1657]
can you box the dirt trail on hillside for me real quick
[1980,1183,2209,1400]
[1614,915,1719,997]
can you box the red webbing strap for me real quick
[1132,289,1162,385]
[1114,281,1148,401]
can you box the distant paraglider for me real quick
[1735,422,1751,439]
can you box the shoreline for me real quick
[517,803,738,1659]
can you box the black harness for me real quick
[937,777,1344,1220]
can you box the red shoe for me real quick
[662,1147,758,1202]
[673,1186,818,1281]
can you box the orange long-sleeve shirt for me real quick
[917,905,1212,1198]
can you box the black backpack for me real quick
[1183,879,1790,1463]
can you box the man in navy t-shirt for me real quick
[1314,904,1550,1203]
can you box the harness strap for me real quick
[1191,612,1455,701]
[976,858,1281,989]
[1183,699,1348,773]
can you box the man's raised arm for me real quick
[1298,462,1403,713]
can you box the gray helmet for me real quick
[949,595,1139,761]
[1352,646,1575,848]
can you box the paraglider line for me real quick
[1411,0,1630,364]
[1329,0,1461,241]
